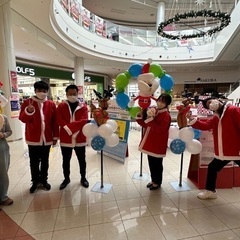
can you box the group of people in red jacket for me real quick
[19,81,89,193]
[8,80,240,201]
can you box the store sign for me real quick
[196,77,217,82]
[16,66,35,76]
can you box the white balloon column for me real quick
[83,119,119,151]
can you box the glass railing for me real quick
[58,0,234,49]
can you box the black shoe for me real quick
[59,179,70,190]
[80,178,89,188]
[30,184,38,193]
[42,182,51,191]
[146,182,153,188]
[149,184,160,190]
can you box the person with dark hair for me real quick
[187,97,240,199]
[56,84,89,190]
[0,114,13,206]
[19,80,59,193]
[136,93,172,190]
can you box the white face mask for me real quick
[67,95,78,103]
[36,92,47,100]
[209,99,219,111]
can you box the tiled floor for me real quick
[2,127,240,240]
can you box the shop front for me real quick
[16,63,105,104]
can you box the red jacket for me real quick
[190,103,240,160]
[136,108,171,158]
[19,97,59,145]
[57,100,88,147]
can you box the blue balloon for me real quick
[160,74,174,91]
[128,63,142,78]
[193,128,201,139]
[91,135,106,151]
[116,92,130,109]
[170,139,186,154]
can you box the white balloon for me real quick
[105,133,119,147]
[169,126,179,139]
[186,139,202,154]
[86,137,93,146]
[97,124,114,138]
[179,127,194,143]
[106,119,118,132]
[82,123,98,138]
[167,138,173,148]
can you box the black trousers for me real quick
[147,155,163,186]
[28,145,51,184]
[206,158,240,191]
[60,146,86,180]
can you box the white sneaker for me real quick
[197,190,217,200]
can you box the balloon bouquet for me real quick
[82,89,119,151]
[115,58,175,118]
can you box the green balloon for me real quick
[159,70,166,78]
[149,64,164,78]
[124,70,132,79]
[128,106,141,118]
[115,73,129,91]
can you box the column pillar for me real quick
[156,2,165,31]
[0,0,22,140]
[74,57,85,100]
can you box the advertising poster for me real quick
[101,100,131,163]
[70,0,80,23]
[81,7,90,30]
[10,71,18,93]
[10,71,20,118]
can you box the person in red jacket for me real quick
[136,93,172,190]
[19,81,59,193]
[56,84,89,190]
[187,97,240,199]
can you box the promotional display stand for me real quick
[132,127,149,181]
[91,150,112,194]
[187,130,239,189]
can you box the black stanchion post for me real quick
[139,127,144,177]
[139,152,143,176]
[100,149,104,188]
[179,152,184,187]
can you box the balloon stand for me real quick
[91,150,112,194]
[132,128,149,181]
[170,152,191,191]
[132,152,149,180]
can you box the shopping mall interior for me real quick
[1,0,240,239]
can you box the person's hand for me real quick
[27,99,35,113]
[147,107,156,117]
[0,132,4,139]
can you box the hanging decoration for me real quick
[157,9,231,40]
